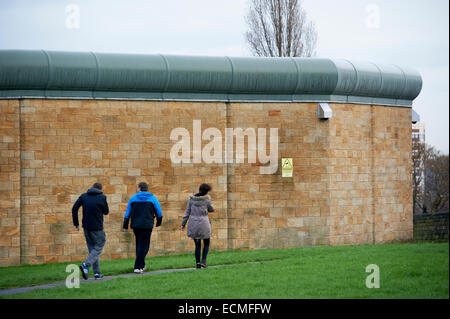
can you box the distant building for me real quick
[412,122,426,202]
[412,122,425,144]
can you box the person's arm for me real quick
[151,196,163,227]
[123,195,134,230]
[181,200,191,229]
[72,196,82,230]
[103,195,109,216]
[207,200,215,213]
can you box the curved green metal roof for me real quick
[0,50,422,106]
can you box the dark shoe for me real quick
[94,273,104,280]
[196,263,201,269]
[79,263,89,280]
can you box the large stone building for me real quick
[0,50,422,266]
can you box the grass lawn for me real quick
[0,242,448,299]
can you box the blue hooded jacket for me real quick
[123,191,162,229]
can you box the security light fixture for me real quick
[318,103,332,119]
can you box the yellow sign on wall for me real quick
[281,158,293,177]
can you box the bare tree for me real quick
[412,139,450,214]
[424,147,449,213]
[245,0,318,57]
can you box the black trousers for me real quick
[133,228,152,270]
[194,238,210,264]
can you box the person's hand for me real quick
[75,226,79,231]
[180,226,185,231]
[123,228,128,232]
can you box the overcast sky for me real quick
[0,0,448,153]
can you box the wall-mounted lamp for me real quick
[318,103,332,120]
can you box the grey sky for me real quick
[0,0,448,153]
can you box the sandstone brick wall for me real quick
[327,104,412,245]
[225,103,412,250]
[0,99,413,266]
[0,100,21,266]
[226,102,330,250]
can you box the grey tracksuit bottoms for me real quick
[83,229,106,274]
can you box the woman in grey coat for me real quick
[180,184,215,268]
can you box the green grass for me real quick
[0,249,287,290]
[1,242,448,299]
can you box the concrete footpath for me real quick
[0,265,225,296]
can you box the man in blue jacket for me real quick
[123,182,163,273]
[72,182,109,280]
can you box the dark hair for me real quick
[138,182,148,191]
[93,182,102,190]
[199,183,212,194]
